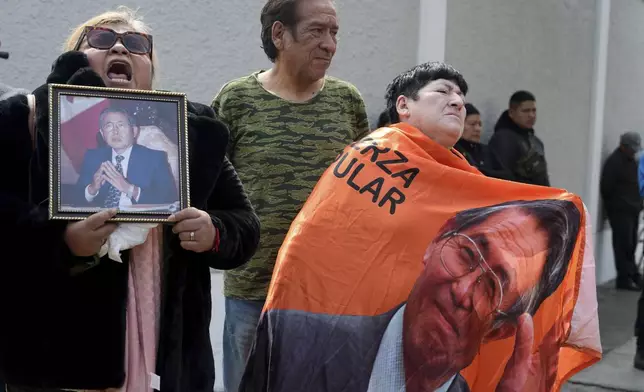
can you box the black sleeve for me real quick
[196,157,260,270]
[479,166,515,181]
[0,94,34,164]
[0,95,96,275]
[475,144,514,181]
[0,194,96,274]
[488,131,520,178]
[0,52,112,279]
[600,156,617,201]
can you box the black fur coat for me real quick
[0,88,260,391]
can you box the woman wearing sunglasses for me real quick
[0,6,259,392]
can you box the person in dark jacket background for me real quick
[600,131,643,292]
[488,91,550,186]
[376,109,391,129]
[453,103,512,180]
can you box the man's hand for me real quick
[497,314,534,392]
[102,161,132,194]
[64,209,118,257]
[169,207,216,253]
[87,166,105,195]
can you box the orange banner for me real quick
[242,123,601,392]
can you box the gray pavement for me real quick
[567,338,644,391]
[564,282,643,392]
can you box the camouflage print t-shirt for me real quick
[212,71,370,300]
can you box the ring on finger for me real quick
[189,231,195,241]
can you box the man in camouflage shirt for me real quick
[211,0,369,389]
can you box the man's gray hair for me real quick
[98,107,136,129]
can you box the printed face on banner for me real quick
[402,199,579,390]
[238,123,600,392]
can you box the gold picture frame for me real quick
[48,83,190,223]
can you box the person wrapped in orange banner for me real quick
[240,62,601,392]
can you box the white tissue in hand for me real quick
[98,223,158,262]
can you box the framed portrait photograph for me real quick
[48,84,189,223]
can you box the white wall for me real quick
[331,0,419,126]
[444,0,597,199]
[0,0,418,127]
[594,0,644,284]
[603,0,644,156]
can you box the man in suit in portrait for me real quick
[77,107,177,208]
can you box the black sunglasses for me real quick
[74,26,153,56]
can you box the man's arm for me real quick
[0,94,98,274]
[600,156,617,201]
[480,166,515,181]
[141,150,177,204]
[480,145,515,181]
[534,138,551,187]
[488,130,521,177]
[85,184,99,202]
[77,150,101,204]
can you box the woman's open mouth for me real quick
[105,60,132,84]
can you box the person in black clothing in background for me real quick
[453,103,512,180]
[376,109,391,129]
[488,91,550,186]
[600,131,643,292]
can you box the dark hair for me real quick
[98,107,136,128]
[376,110,391,128]
[509,90,536,109]
[260,0,301,62]
[385,61,468,123]
[440,199,581,328]
[464,103,479,117]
